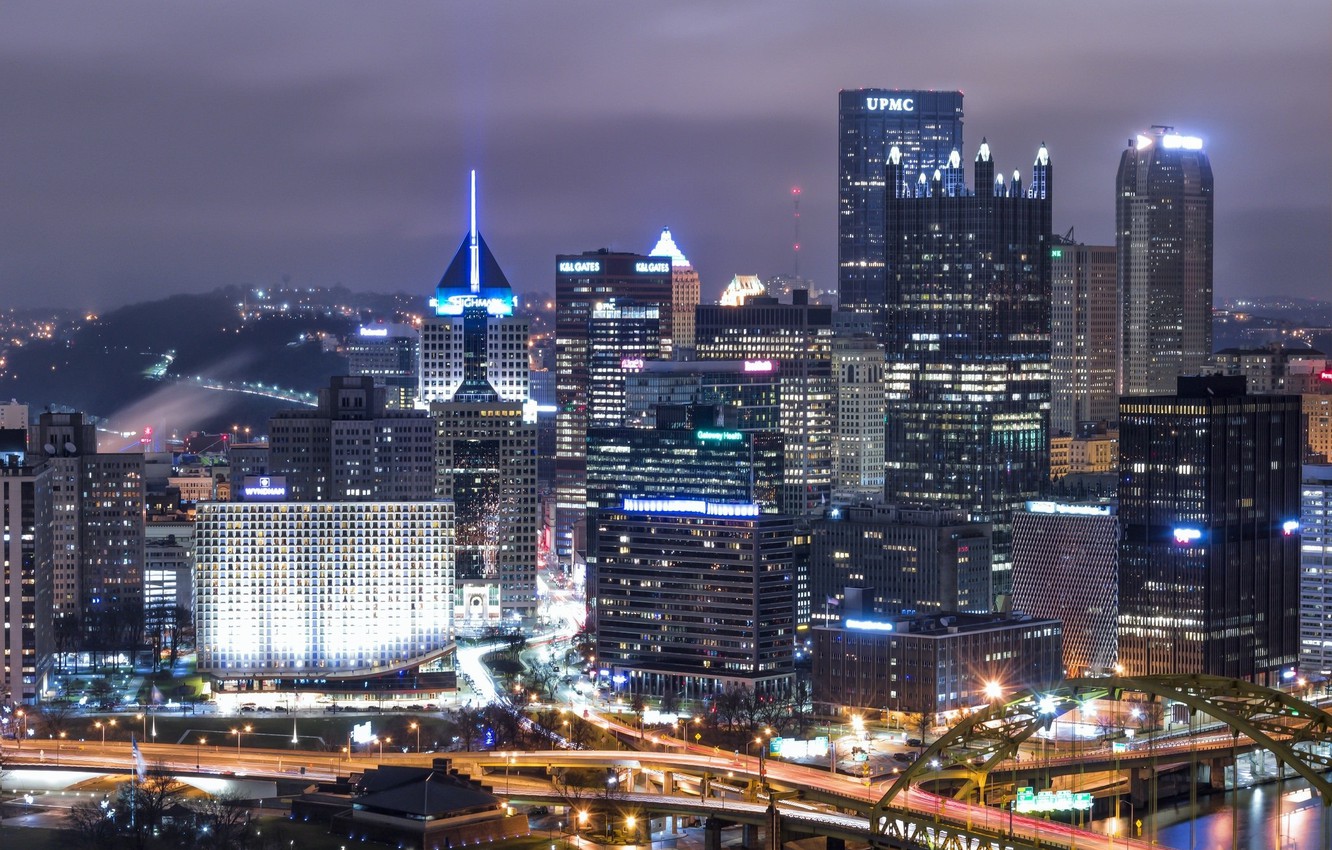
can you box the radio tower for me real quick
[791,186,801,278]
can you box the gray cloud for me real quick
[1,1,1328,308]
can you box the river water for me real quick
[1119,778,1331,849]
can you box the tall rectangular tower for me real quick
[838,89,964,336]
[554,251,673,561]
[1118,376,1301,684]
[1117,127,1214,395]
[882,141,1053,600]
[696,293,835,515]
[1050,237,1118,434]
[1299,464,1332,674]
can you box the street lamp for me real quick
[197,736,207,769]
[136,712,146,740]
[409,722,420,753]
[232,723,252,757]
[94,720,107,744]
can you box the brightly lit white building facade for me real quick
[195,501,454,678]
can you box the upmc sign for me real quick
[866,96,914,112]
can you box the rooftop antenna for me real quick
[791,186,801,278]
[469,169,480,293]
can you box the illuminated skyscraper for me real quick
[1118,376,1301,684]
[1,462,46,704]
[424,173,539,625]
[418,172,529,406]
[1117,127,1214,396]
[882,141,1053,600]
[1049,236,1117,434]
[554,251,673,560]
[838,89,964,336]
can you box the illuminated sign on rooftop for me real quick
[743,359,776,373]
[634,261,671,274]
[358,326,389,337]
[241,475,288,501]
[431,293,516,317]
[845,618,895,632]
[1026,501,1113,517]
[622,497,760,518]
[866,96,914,112]
[620,358,646,371]
[1321,370,1332,383]
[1161,134,1204,151]
[696,429,743,442]
[558,260,602,274]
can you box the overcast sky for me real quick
[2,1,1328,310]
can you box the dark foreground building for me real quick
[813,612,1062,719]
[1118,376,1301,684]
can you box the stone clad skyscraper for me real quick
[1117,127,1214,395]
[882,141,1053,601]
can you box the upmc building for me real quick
[838,89,964,337]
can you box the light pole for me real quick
[95,720,106,745]
[15,709,25,748]
[232,723,252,757]
[136,712,146,740]
[56,731,67,765]
[410,722,420,754]
[197,736,206,769]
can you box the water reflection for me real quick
[1135,778,1330,849]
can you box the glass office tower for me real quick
[838,89,963,337]
[881,141,1053,602]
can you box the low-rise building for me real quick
[812,612,1062,719]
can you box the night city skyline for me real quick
[2,1,1329,311]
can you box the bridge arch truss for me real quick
[872,674,1332,832]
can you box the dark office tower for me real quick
[1117,127,1214,396]
[2,461,47,704]
[1050,236,1118,435]
[594,503,795,702]
[882,141,1053,601]
[77,452,145,648]
[696,293,835,515]
[267,376,435,501]
[555,251,673,561]
[1118,376,1301,684]
[433,400,538,629]
[810,503,992,623]
[838,89,964,336]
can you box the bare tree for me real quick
[68,799,120,849]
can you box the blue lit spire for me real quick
[432,171,516,317]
